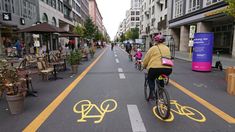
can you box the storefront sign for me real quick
[20,18,25,25]
[2,13,11,21]
[192,33,214,72]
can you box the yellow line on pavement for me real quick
[23,49,107,132]
[170,79,235,124]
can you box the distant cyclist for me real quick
[125,41,132,55]
[143,34,173,99]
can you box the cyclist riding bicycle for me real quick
[125,41,132,55]
[143,34,173,99]
[134,48,142,61]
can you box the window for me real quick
[52,17,56,26]
[59,1,63,12]
[4,0,11,12]
[174,0,183,18]
[47,0,52,6]
[23,0,27,17]
[188,0,200,13]
[58,0,60,11]
[206,0,221,6]
[152,6,155,14]
[136,17,140,21]
[165,0,167,9]
[0,0,2,10]
[131,17,135,21]
[52,0,56,9]
[131,11,135,15]
[42,13,48,23]
[131,22,135,26]
[11,0,14,13]
[160,4,163,11]
[136,11,140,15]
[64,7,70,16]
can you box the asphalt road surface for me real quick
[1,46,235,132]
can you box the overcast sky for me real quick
[96,0,130,40]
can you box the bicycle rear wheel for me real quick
[144,76,150,101]
[156,87,171,119]
[138,63,142,71]
[164,76,169,85]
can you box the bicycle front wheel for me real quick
[156,88,171,119]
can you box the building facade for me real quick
[140,0,168,50]
[115,19,126,40]
[125,9,140,32]
[131,0,141,9]
[80,0,90,24]
[168,0,235,56]
[88,0,103,32]
[0,0,39,56]
[39,0,90,50]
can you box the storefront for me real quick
[0,22,19,56]
[170,12,235,55]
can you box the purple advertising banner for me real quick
[192,33,214,71]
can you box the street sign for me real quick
[189,25,196,39]
[135,39,144,44]
[2,13,11,21]
[192,33,214,72]
[20,18,25,25]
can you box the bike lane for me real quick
[26,47,133,132]
[23,46,235,132]
[116,47,235,132]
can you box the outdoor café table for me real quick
[49,62,63,80]
[6,58,22,67]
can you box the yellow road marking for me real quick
[73,99,117,124]
[170,79,235,124]
[23,49,107,132]
[153,100,206,123]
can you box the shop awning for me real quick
[59,32,80,37]
[18,22,67,33]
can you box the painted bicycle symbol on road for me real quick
[73,99,117,124]
[153,100,206,123]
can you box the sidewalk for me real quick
[175,51,235,69]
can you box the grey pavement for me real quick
[0,45,235,132]
[175,51,235,69]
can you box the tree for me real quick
[125,28,139,41]
[125,30,132,40]
[84,18,97,40]
[120,33,126,42]
[94,30,103,41]
[74,24,85,38]
[223,0,235,18]
[131,28,139,40]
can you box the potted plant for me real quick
[0,60,26,114]
[67,50,82,73]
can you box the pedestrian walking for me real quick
[15,40,22,58]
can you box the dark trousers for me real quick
[147,68,172,95]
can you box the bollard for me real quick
[227,73,235,95]
[225,67,233,82]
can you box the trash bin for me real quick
[227,73,235,95]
